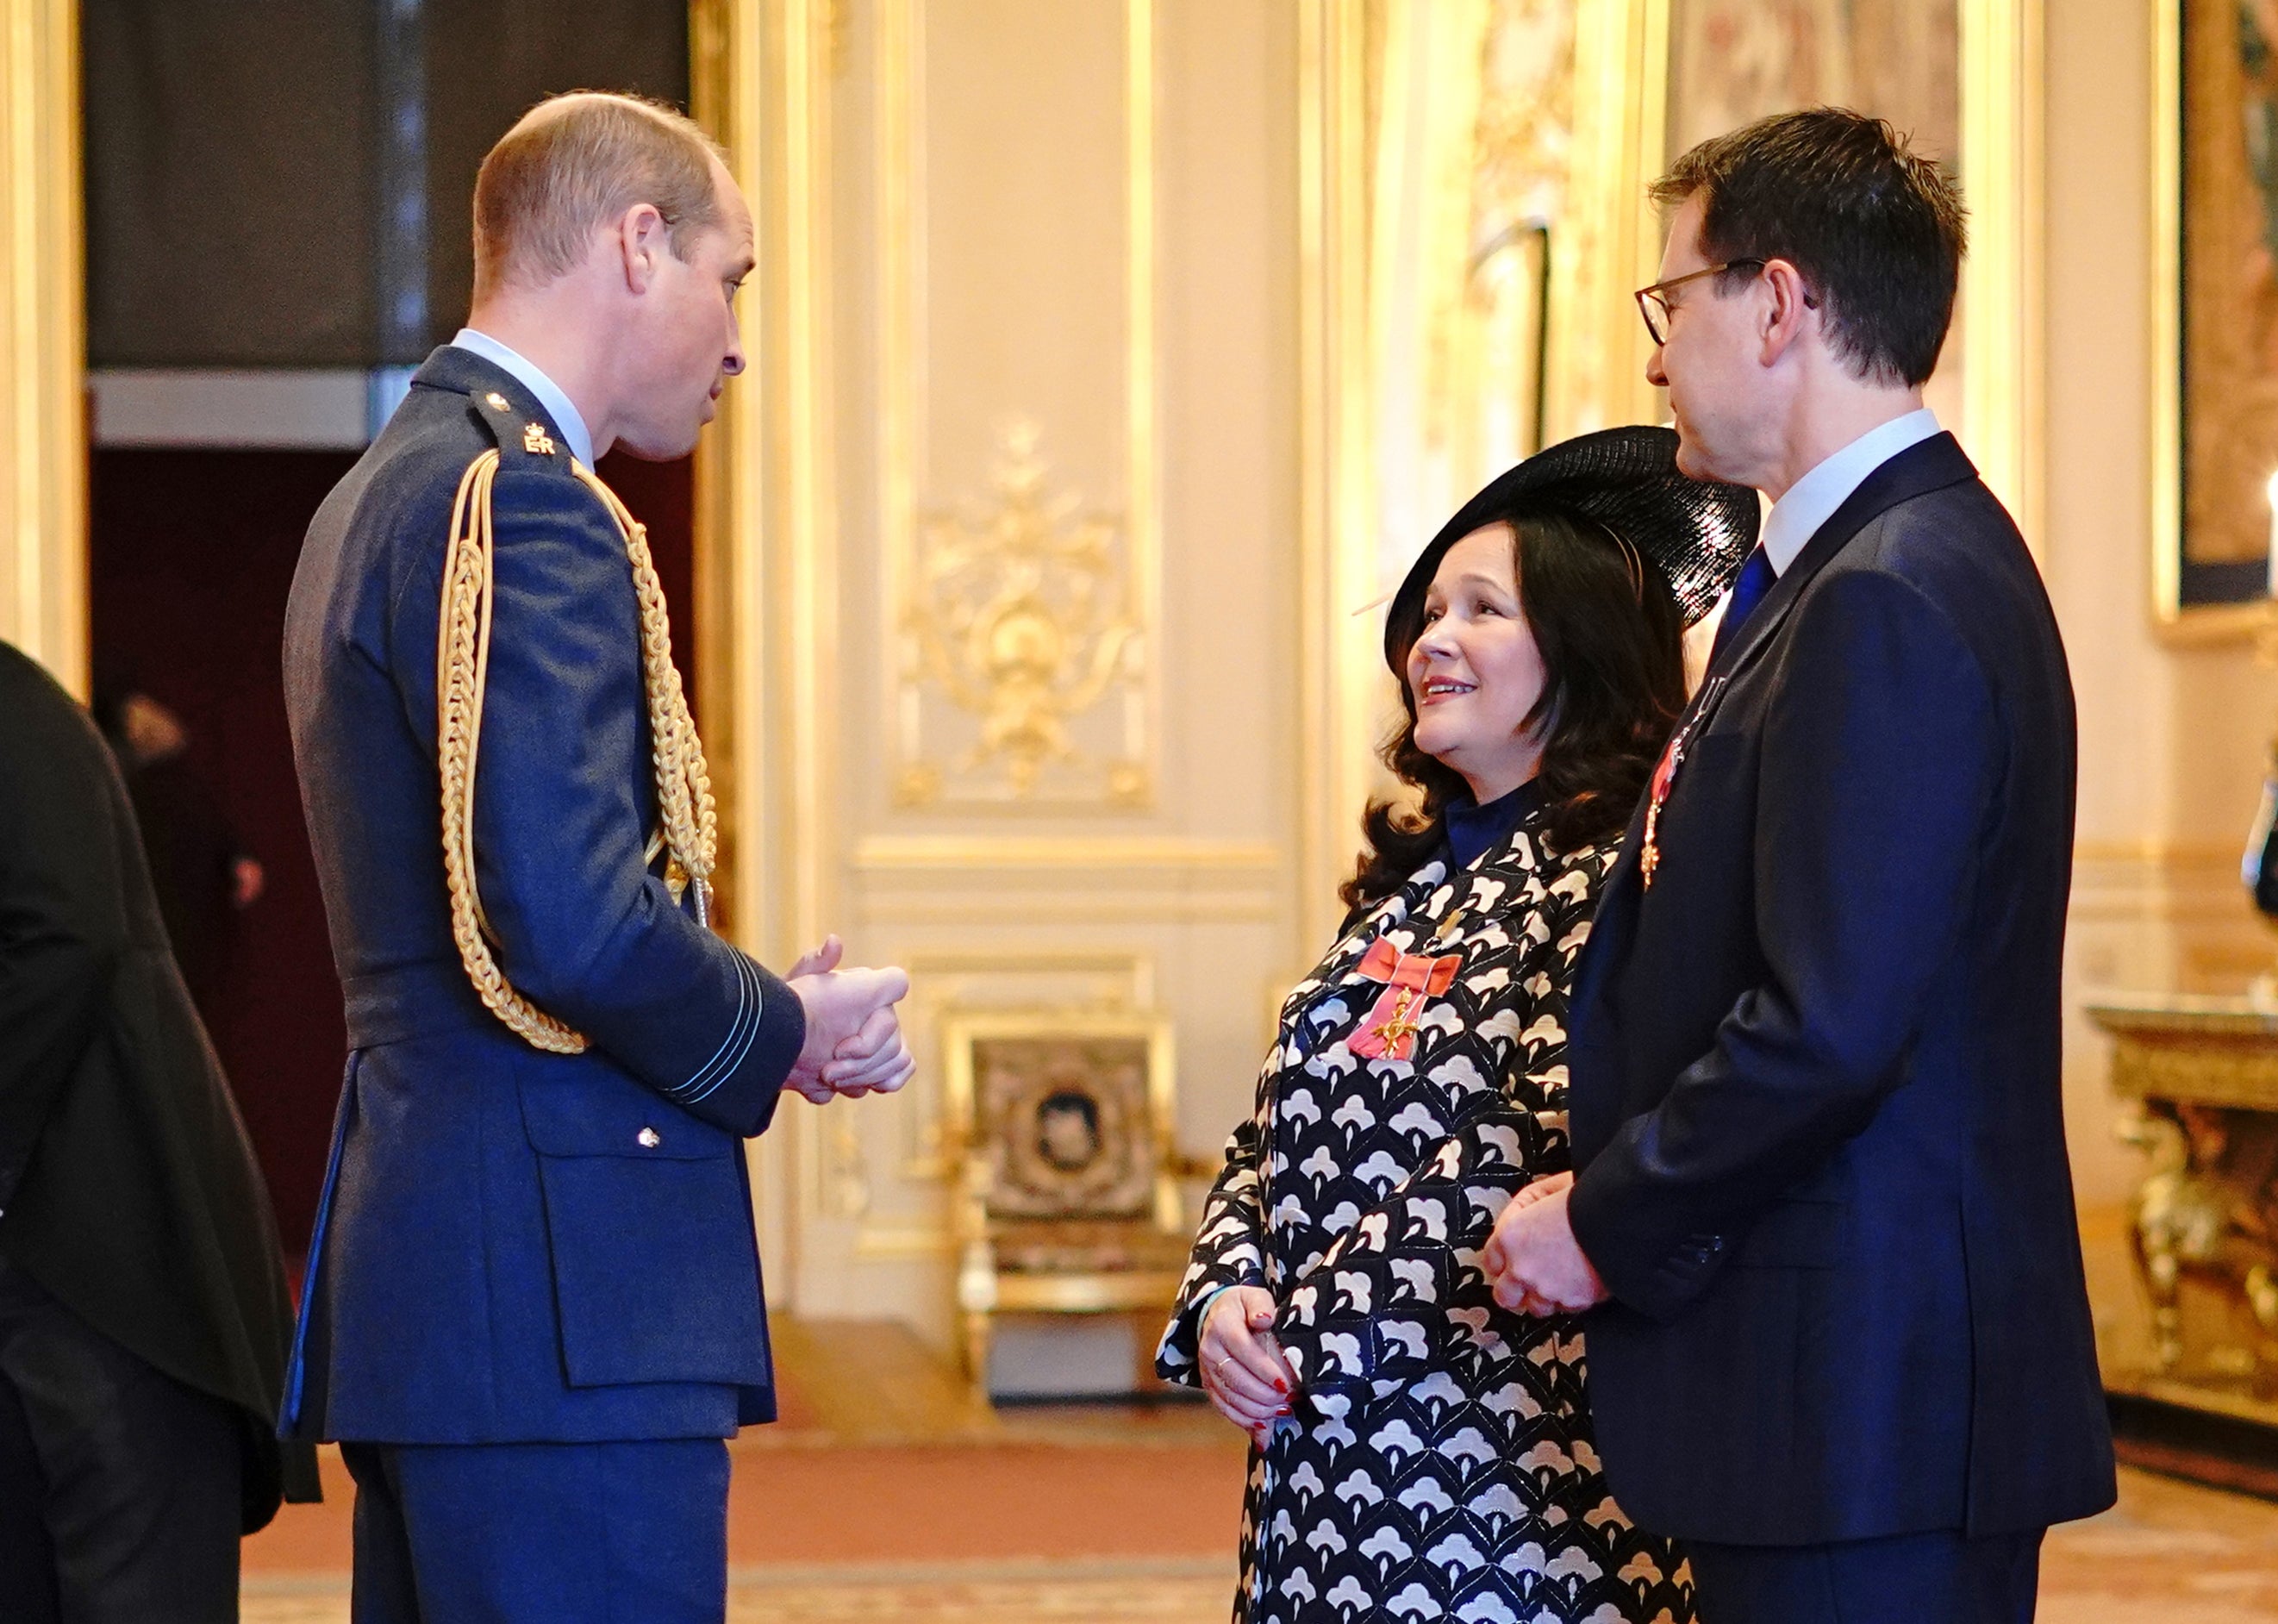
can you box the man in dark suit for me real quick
[1482,109,2115,1621]
[0,640,309,1621]
[284,93,912,1621]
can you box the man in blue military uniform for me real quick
[284,92,914,1620]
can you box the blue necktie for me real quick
[1708,546,1776,665]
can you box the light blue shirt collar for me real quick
[1758,407,1942,576]
[449,328,596,470]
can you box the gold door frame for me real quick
[1960,0,2045,556]
[690,0,838,1283]
[690,0,836,976]
[1,0,86,695]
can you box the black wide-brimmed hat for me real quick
[1383,425,1759,670]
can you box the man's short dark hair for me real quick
[1652,107,1967,388]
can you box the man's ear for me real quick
[618,203,668,294]
[1756,258,1816,365]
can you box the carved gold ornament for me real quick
[897,420,1147,806]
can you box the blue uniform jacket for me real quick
[1564,434,2116,1545]
[280,346,806,1445]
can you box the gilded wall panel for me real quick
[0,0,85,692]
[739,0,1304,1344]
[882,0,1161,811]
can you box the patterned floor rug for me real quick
[241,1471,2278,1624]
[240,1557,1234,1624]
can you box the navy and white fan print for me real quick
[1158,810,1693,1624]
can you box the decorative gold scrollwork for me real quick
[897,419,1147,806]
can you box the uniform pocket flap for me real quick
[1734,1198,1844,1269]
[517,1065,734,1160]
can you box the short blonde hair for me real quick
[472,91,728,297]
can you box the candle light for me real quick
[2264,468,2278,595]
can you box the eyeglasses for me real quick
[1634,259,1767,346]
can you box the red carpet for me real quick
[244,1436,1246,1573]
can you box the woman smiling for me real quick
[1157,428,1755,1624]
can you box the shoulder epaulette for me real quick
[467,386,571,472]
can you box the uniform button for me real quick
[637,1127,661,1149]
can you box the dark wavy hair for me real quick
[1341,508,1686,911]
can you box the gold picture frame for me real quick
[939,1010,1180,1227]
[939,1010,1189,1396]
[2153,0,2278,641]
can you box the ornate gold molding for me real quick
[853,834,1277,874]
[896,421,1147,807]
[0,0,84,693]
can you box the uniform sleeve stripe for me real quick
[672,953,757,1099]
[666,952,758,1102]
[675,954,763,1105]
[674,951,752,1091]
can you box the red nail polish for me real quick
[1273,1378,1289,1394]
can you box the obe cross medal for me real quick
[1349,934,1464,1061]
[1640,675,1726,890]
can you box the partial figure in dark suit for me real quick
[1482,109,2117,1623]
[92,686,266,1023]
[283,94,914,1622]
[0,641,309,1623]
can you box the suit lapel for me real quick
[1706,432,1979,687]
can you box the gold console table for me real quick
[2089,993,2278,1427]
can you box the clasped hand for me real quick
[784,935,914,1105]
[1480,1171,1609,1317]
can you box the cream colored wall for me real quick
[2047,0,2278,1205]
[737,0,1307,1341]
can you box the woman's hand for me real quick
[1199,1286,1296,1445]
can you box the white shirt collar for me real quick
[1758,407,1942,575]
[449,328,596,470]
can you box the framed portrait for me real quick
[2157,0,2278,633]
[939,1012,1176,1223]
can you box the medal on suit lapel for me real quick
[1640,677,1726,890]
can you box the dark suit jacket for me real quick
[0,642,306,1530]
[1565,434,2116,1546]
[281,346,806,1445]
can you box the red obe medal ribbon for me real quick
[1349,937,1464,1060]
[1639,675,1726,890]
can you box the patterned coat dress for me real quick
[1158,807,1693,1624]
